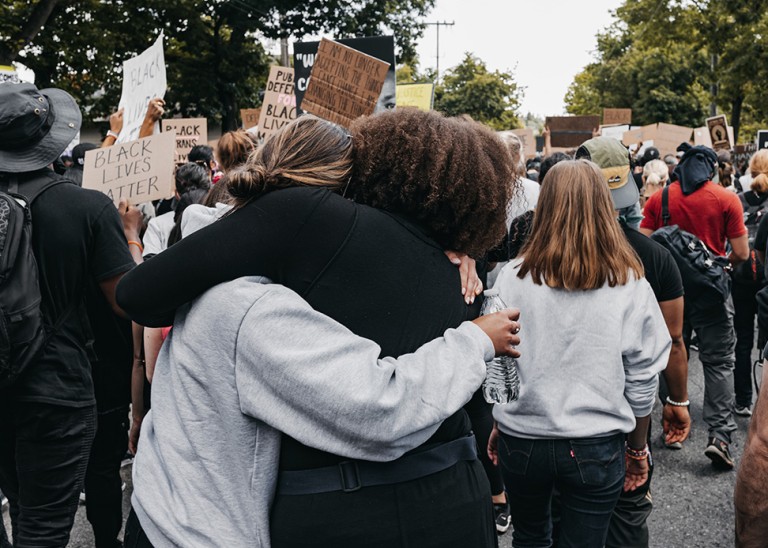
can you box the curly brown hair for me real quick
[349,109,515,257]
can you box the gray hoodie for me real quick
[132,277,494,547]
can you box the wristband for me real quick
[128,240,144,253]
[107,130,120,139]
[665,396,690,407]
[625,443,650,460]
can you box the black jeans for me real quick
[85,407,130,548]
[123,509,154,548]
[498,433,624,548]
[732,282,762,407]
[0,400,96,548]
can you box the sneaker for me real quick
[661,432,682,450]
[704,437,734,470]
[734,405,753,417]
[493,501,511,534]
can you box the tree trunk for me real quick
[732,94,744,145]
[0,0,62,65]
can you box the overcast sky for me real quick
[415,0,624,116]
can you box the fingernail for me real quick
[461,287,466,296]
[450,258,461,265]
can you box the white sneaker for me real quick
[734,405,752,417]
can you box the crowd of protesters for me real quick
[1,76,767,548]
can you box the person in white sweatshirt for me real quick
[489,159,671,548]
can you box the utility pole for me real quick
[424,21,454,82]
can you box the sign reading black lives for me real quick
[293,35,396,115]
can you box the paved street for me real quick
[2,347,759,547]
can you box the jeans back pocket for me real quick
[499,434,535,476]
[569,435,624,487]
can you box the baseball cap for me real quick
[575,137,640,209]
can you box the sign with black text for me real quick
[758,131,768,150]
[161,118,207,164]
[603,108,632,126]
[706,115,732,151]
[545,116,600,148]
[82,132,175,204]
[257,66,297,141]
[117,34,166,143]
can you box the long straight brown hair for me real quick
[518,159,644,290]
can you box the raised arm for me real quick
[234,285,521,462]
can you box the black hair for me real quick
[175,163,211,195]
[188,145,215,173]
[538,152,571,185]
[167,188,209,247]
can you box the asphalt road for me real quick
[2,347,760,547]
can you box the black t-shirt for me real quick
[8,170,135,407]
[622,224,684,302]
[117,186,480,469]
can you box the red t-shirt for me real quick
[640,181,746,256]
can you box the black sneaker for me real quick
[494,501,511,534]
[704,437,734,470]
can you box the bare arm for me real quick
[735,362,768,546]
[658,297,691,444]
[101,108,123,148]
[99,202,143,318]
[138,98,165,138]
[729,233,750,265]
[129,322,146,455]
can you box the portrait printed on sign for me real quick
[293,36,396,115]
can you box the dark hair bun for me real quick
[226,165,269,202]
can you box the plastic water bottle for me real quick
[480,288,520,404]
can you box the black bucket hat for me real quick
[0,82,82,172]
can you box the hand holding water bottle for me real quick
[480,289,521,404]
[472,309,521,358]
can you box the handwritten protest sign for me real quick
[117,34,166,143]
[546,116,600,148]
[603,108,632,126]
[694,124,734,149]
[257,66,297,142]
[396,84,434,111]
[509,129,536,159]
[161,118,207,164]
[302,38,390,127]
[241,108,261,130]
[600,124,630,140]
[294,36,395,115]
[82,132,175,204]
[706,115,732,151]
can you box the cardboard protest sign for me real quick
[694,125,735,149]
[603,108,632,126]
[545,116,600,148]
[241,108,261,130]
[734,143,758,168]
[0,65,19,84]
[706,115,732,151]
[294,36,396,115]
[757,131,768,150]
[396,84,434,111]
[646,123,692,158]
[82,132,175,205]
[257,66,297,142]
[161,118,207,164]
[621,127,644,148]
[117,34,166,143]
[301,38,390,128]
[600,124,630,140]
[510,129,537,159]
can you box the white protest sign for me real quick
[82,132,176,204]
[117,34,166,143]
[161,118,208,163]
[257,66,297,142]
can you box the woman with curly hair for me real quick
[117,110,516,547]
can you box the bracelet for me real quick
[665,396,690,407]
[128,240,144,253]
[625,443,650,460]
[107,130,120,139]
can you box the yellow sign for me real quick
[396,84,434,111]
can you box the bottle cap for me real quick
[483,288,500,297]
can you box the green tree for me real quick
[6,0,435,130]
[434,53,522,130]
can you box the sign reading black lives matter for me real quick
[293,35,396,115]
[117,34,166,143]
[257,66,297,141]
[302,39,390,127]
[82,132,176,204]
[162,118,208,163]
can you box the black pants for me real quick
[732,282,762,407]
[85,407,130,548]
[466,390,505,496]
[123,509,154,548]
[271,460,497,548]
[0,400,96,548]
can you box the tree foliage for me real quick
[4,0,434,130]
[434,53,522,130]
[565,0,768,142]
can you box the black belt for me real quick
[276,434,478,496]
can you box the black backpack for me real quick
[650,186,732,302]
[0,176,75,387]
[732,191,768,286]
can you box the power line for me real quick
[424,20,454,82]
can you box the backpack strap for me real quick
[661,185,671,227]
